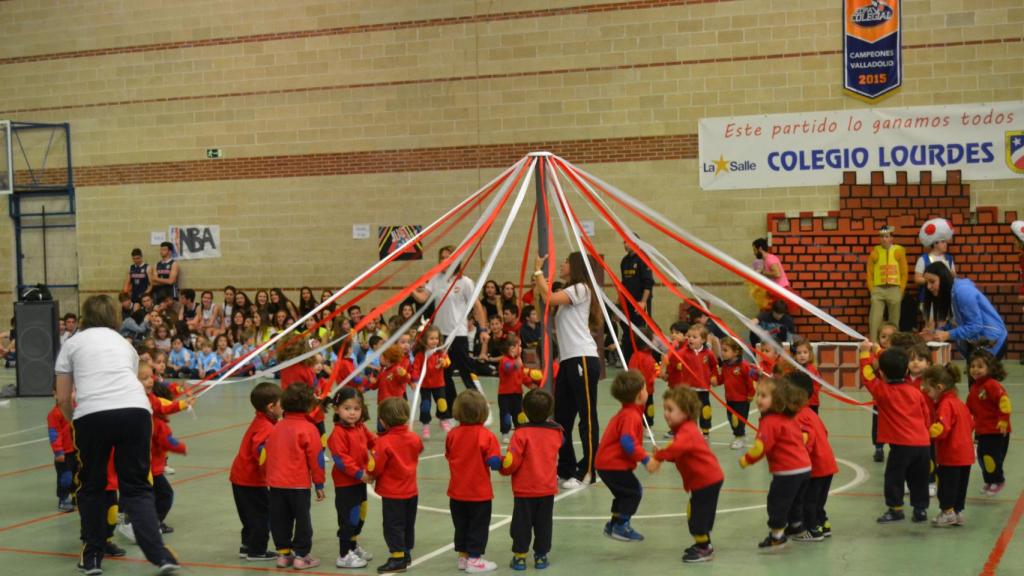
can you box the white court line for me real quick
[551,457,870,520]
[0,437,47,450]
[0,425,44,439]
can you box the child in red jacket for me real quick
[627,330,658,426]
[229,382,282,561]
[791,338,822,413]
[370,397,424,573]
[327,387,377,569]
[647,387,724,563]
[966,349,1012,496]
[739,378,811,549]
[47,390,77,513]
[923,364,975,527]
[374,345,411,406]
[787,373,839,541]
[868,322,899,462]
[501,388,562,571]
[412,327,449,440]
[859,342,933,523]
[265,383,326,570]
[594,370,650,543]
[149,379,188,534]
[498,335,532,444]
[718,338,757,450]
[663,324,718,438]
[446,390,501,572]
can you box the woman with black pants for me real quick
[534,252,603,489]
[56,295,180,575]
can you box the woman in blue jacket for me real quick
[922,261,1007,358]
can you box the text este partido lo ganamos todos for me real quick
[717,108,1016,172]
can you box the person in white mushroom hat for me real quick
[915,218,956,327]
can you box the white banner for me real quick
[698,101,1024,190]
[168,225,221,260]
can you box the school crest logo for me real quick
[1006,130,1024,174]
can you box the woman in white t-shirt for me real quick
[533,251,602,489]
[55,295,179,573]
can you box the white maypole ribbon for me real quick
[328,160,529,398]
[207,159,525,388]
[190,332,350,399]
[557,157,867,342]
[432,157,535,426]
[547,161,658,447]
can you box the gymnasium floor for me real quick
[1,364,1021,576]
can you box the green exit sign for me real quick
[206,148,223,159]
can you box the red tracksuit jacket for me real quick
[412,351,448,390]
[265,412,326,490]
[329,357,362,389]
[795,406,838,478]
[445,424,501,501]
[740,412,812,474]
[668,345,718,389]
[148,391,188,417]
[280,364,317,389]
[500,421,564,498]
[328,421,377,488]
[498,355,530,395]
[151,416,187,477]
[628,349,658,395]
[967,376,1012,435]
[859,354,931,446]
[594,403,650,471]
[654,419,723,492]
[932,390,975,467]
[719,359,756,402]
[370,424,423,499]
[375,364,410,404]
[46,405,74,458]
[229,411,277,487]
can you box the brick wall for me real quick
[768,170,1021,358]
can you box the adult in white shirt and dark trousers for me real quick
[413,245,489,424]
[55,295,180,575]
[534,252,603,488]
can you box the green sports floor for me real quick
[1,364,1022,576]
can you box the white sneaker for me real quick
[932,510,958,528]
[440,419,454,433]
[117,522,136,544]
[501,433,510,444]
[928,483,937,497]
[422,425,431,440]
[729,438,745,450]
[336,551,367,568]
[465,557,498,573]
[561,477,584,490]
[353,544,373,561]
[662,431,674,439]
[164,466,175,475]
[458,555,468,570]
[483,409,493,427]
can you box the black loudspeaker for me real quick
[14,300,60,397]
